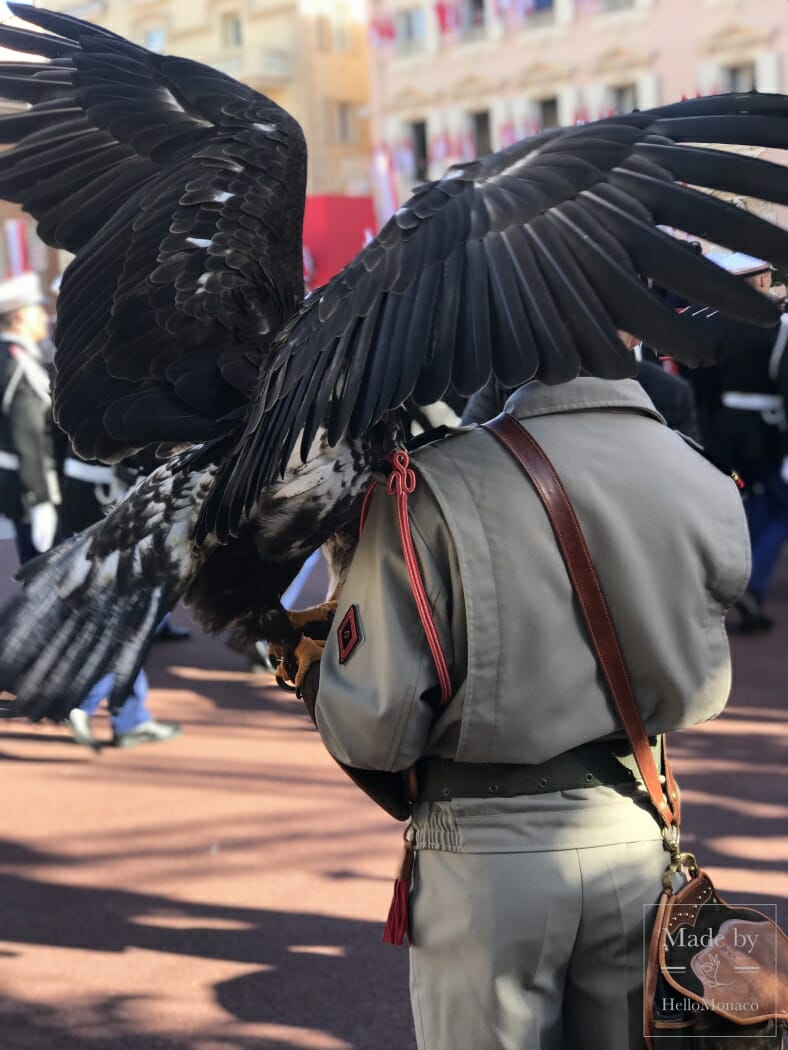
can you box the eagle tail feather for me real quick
[0,458,213,721]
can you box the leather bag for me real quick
[483,412,788,1050]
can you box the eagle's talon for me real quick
[288,601,338,634]
[276,634,325,694]
[293,635,325,689]
[274,664,297,692]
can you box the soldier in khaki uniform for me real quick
[308,375,750,1050]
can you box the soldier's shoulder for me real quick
[407,423,477,465]
[408,423,472,452]
[365,427,477,490]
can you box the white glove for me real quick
[782,457,788,485]
[29,501,58,553]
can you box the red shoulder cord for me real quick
[359,450,452,947]
[360,450,452,706]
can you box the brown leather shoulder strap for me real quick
[483,411,679,828]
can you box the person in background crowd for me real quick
[682,252,788,633]
[58,445,183,748]
[0,272,60,562]
[630,357,702,443]
[153,612,192,643]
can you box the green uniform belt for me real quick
[415,737,663,801]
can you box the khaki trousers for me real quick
[408,794,666,1050]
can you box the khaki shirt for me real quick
[316,378,750,775]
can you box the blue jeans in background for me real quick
[745,469,788,604]
[79,669,150,734]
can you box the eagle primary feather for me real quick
[0,2,787,718]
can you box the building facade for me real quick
[0,0,785,277]
[0,0,377,286]
[14,0,373,198]
[367,0,788,221]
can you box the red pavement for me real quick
[0,538,785,1049]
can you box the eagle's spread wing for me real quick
[3,7,788,541]
[0,3,306,461]
[210,93,788,531]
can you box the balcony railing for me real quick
[207,50,244,78]
[460,20,488,42]
[257,47,292,82]
[394,36,427,56]
[524,6,556,27]
[494,2,555,33]
[206,48,292,83]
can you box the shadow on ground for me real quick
[0,866,410,1050]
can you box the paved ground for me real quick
[0,537,785,1049]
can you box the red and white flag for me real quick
[4,219,29,277]
[372,144,399,226]
[460,126,476,161]
[369,15,396,50]
[429,128,450,169]
[393,137,416,178]
[518,115,540,139]
[435,2,462,40]
[494,0,525,27]
[497,117,518,148]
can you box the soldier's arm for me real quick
[5,377,53,507]
[314,484,455,772]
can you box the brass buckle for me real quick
[661,824,698,888]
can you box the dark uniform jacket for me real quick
[635,360,701,443]
[683,309,788,483]
[461,362,701,442]
[0,333,59,523]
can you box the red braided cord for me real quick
[358,479,378,537]
[385,451,452,707]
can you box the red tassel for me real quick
[382,876,410,946]
[382,836,415,946]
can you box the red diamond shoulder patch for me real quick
[337,604,364,664]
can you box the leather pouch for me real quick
[645,868,787,1049]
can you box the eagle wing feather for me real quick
[3,8,788,544]
[0,3,307,462]
[207,93,788,534]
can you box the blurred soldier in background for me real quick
[0,273,60,562]
[683,252,788,632]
